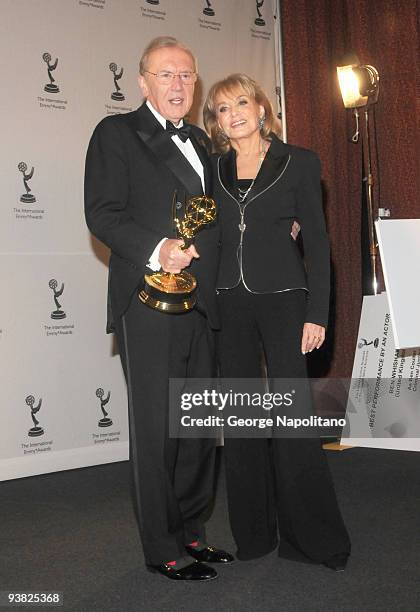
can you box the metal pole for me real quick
[363,107,378,295]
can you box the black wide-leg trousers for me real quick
[114,293,216,566]
[217,284,351,562]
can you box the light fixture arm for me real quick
[351,108,360,143]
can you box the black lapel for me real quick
[217,134,291,200]
[249,135,291,199]
[135,103,203,197]
[217,147,237,198]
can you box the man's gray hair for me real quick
[139,36,198,75]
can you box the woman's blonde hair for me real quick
[203,73,281,153]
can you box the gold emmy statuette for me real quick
[139,194,216,313]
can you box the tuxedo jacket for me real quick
[84,103,220,331]
[214,134,330,328]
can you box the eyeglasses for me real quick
[144,70,197,85]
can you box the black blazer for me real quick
[214,134,330,327]
[84,102,220,331]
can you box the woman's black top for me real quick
[213,134,331,328]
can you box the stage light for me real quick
[337,63,379,108]
[337,59,381,295]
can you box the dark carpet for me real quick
[1,447,419,612]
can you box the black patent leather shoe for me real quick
[323,553,349,572]
[185,545,235,564]
[148,561,218,581]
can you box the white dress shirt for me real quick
[146,101,205,271]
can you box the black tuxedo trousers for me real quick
[114,295,216,565]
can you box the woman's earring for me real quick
[218,127,229,140]
[258,115,265,130]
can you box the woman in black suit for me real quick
[203,74,350,570]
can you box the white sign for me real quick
[342,293,420,451]
[376,219,420,348]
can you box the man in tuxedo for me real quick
[84,36,233,581]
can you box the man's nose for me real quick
[171,74,183,89]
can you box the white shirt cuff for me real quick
[146,238,167,271]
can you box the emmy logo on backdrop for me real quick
[96,388,113,427]
[254,0,265,26]
[109,63,125,101]
[203,0,215,16]
[18,162,36,203]
[358,337,380,349]
[25,395,44,437]
[49,279,66,320]
[275,86,283,121]
[42,52,60,93]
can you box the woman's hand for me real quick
[290,221,301,241]
[301,322,325,354]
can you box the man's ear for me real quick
[138,74,149,98]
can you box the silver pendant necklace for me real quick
[238,182,254,204]
[237,143,267,204]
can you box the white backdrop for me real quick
[0,0,284,480]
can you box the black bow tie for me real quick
[166,121,191,143]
